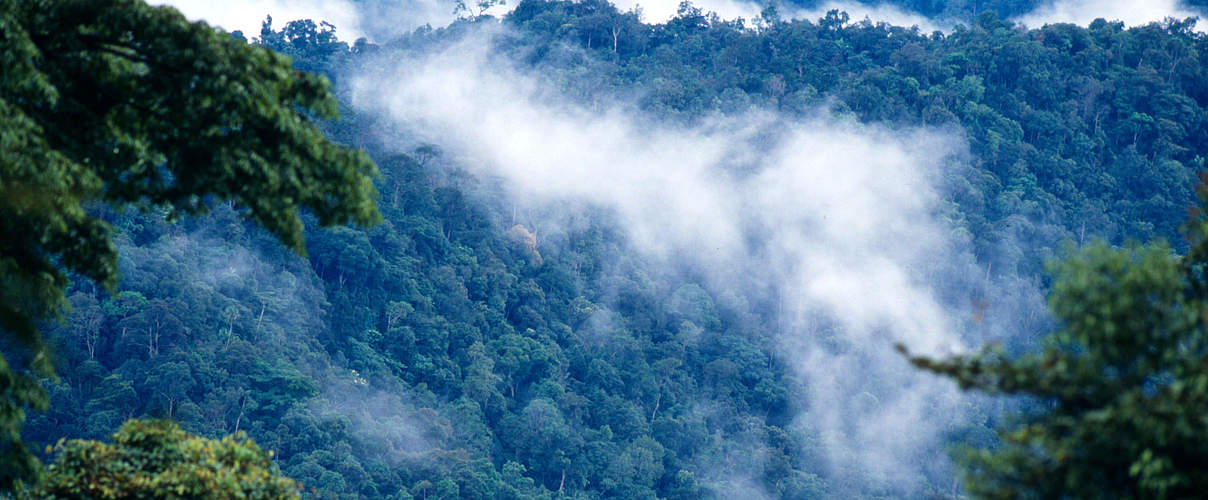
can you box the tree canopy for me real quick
[0,0,378,487]
[33,419,299,499]
[10,0,1208,498]
[907,183,1208,498]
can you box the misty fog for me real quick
[98,0,1207,496]
[346,24,1049,493]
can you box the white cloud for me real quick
[614,0,1201,33]
[349,27,1027,492]
[353,28,967,351]
[314,378,438,465]
[151,0,1208,47]
[608,0,946,31]
[1013,0,1202,30]
[149,0,955,42]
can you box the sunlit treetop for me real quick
[34,419,300,499]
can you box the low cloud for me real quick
[616,0,1202,33]
[1013,0,1203,29]
[314,376,438,465]
[153,0,1208,49]
[350,25,1036,493]
[609,0,946,31]
[151,0,950,42]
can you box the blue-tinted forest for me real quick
[20,0,1208,498]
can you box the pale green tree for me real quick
[33,419,299,499]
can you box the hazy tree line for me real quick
[8,0,1208,498]
[787,0,1043,19]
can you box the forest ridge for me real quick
[5,0,1208,498]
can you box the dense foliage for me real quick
[33,419,299,499]
[908,182,1208,497]
[911,239,1208,498]
[14,1,1208,499]
[503,0,1207,262]
[0,0,378,488]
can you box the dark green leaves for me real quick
[0,0,378,487]
[909,241,1208,498]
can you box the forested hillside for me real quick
[22,1,1208,498]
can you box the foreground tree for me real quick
[0,0,378,486]
[908,189,1208,497]
[33,419,299,499]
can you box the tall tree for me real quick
[906,186,1208,497]
[0,0,378,487]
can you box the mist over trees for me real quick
[6,0,1208,498]
[786,0,1043,18]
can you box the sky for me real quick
[150,0,369,39]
